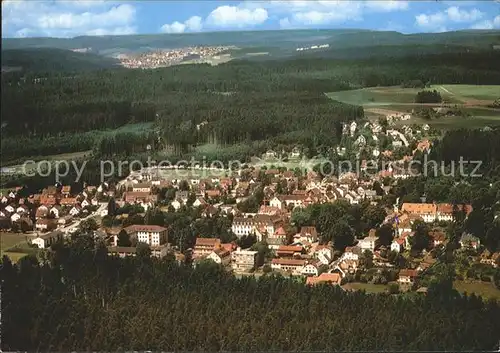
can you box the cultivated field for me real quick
[0,232,37,263]
[326,85,500,107]
[454,280,500,301]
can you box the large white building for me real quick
[124,225,168,246]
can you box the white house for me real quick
[207,248,232,266]
[171,199,183,210]
[5,205,15,213]
[269,197,283,209]
[69,206,81,217]
[124,224,168,247]
[10,213,21,222]
[81,199,90,208]
[49,206,61,219]
[31,231,63,249]
[358,235,377,252]
[343,246,362,261]
[315,245,333,265]
[301,262,320,276]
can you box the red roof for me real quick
[272,258,306,266]
[124,225,168,233]
[306,273,341,286]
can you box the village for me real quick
[1,114,498,294]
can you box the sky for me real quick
[2,0,500,38]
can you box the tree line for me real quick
[1,232,499,351]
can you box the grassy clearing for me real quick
[454,280,500,301]
[437,85,500,101]
[393,115,500,129]
[326,85,499,107]
[342,282,388,294]
[111,122,155,134]
[3,252,28,263]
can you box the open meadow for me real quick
[0,232,37,263]
[326,84,499,107]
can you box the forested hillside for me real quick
[2,235,499,351]
[2,49,499,163]
[1,48,119,72]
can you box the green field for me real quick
[454,280,500,301]
[326,85,500,107]
[393,115,500,129]
[0,232,37,263]
[437,85,500,101]
[342,282,389,293]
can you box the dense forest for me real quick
[2,48,500,164]
[2,233,500,352]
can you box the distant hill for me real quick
[3,29,499,57]
[1,48,120,72]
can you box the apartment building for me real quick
[232,248,258,271]
[124,224,168,246]
[193,237,221,258]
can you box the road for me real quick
[60,202,107,235]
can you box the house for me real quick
[132,183,152,193]
[171,199,183,210]
[290,147,301,159]
[35,205,49,219]
[357,234,377,252]
[480,251,500,268]
[315,244,334,265]
[49,205,62,218]
[343,246,362,261]
[57,215,73,227]
[69,206,82,217]
[306,273,341,286]
[175,191,189,203]
[16,205,29,214]
[123,192,157,204]
[398,269,418,290]
[10,213,21,222]
[60,197,77,207]
[271,258,306,275]
[31,230,63,249]
[201,205,218,218]
[276,245,303,258]
[429,230,446,247]
[5,205,15,213]
[391,238,405,253]
[193,197,207,208]
[206,190,221,199]
[301,261,321,276]
[207,247,232,266]
[299,226,318,243]
[193,237,221,258]
[401,203,437,223]
[436,203,472,222]
[35,218,57,232]
[61,185,71,196]
[459,233,481,250]
[231,248,258,272]
[231,214,282,240]
[124,224,168,247]
[107,247,137,258]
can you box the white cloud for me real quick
[185,16,203,32]
[161,21,187,34]
[2,1,137,38]
[470,15,500,30]
[255,0,408,29]
[445,6,482,22]
[415,6,484,32]
[205,6,268,28]
[160,16,203,34]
